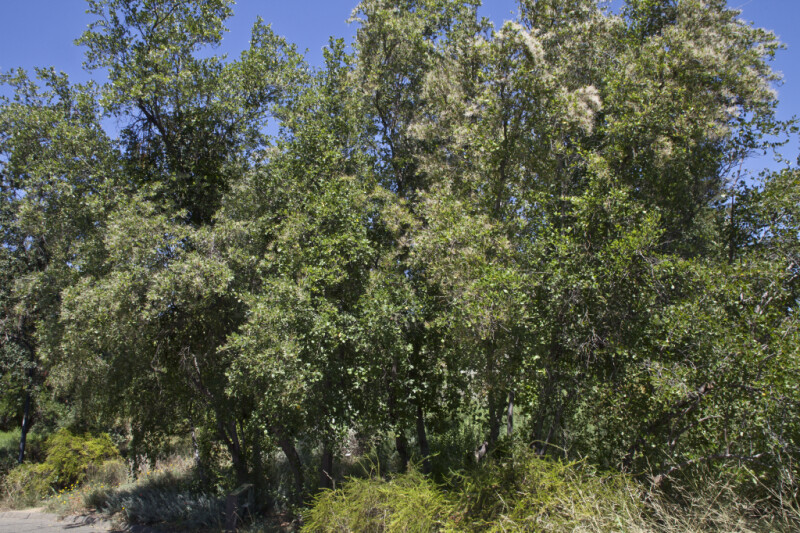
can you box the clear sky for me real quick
[1,0,798,171]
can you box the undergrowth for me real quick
[2,429,119,508]
[4,432,799,532]
[0,429,45,484]
[303,445,800,533]
[84,455,226,530]
[304,466,453,532]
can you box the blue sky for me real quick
[1,0,798,171]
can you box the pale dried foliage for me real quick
[499,21,545,64]
[561,85,603,134]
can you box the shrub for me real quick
[0,430,19,483]
[0,429,46,483]
[302,444,800,532]
[43,429,120,490]
[2,462,52,508]
[2,428,120,505]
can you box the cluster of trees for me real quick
[2,0,798,503]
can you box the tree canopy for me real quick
[1,0,798,507]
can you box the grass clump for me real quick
[302,450,648,532]
[303,446,645,532]
[453,447,645,532]
[302,444,800,532]
[3,462,53,508]
[303,466,456,532]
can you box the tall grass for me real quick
[302,444,800,533]
[453,451,646,531]
[304,466,454,532]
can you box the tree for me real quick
[2,0,798,508]
[0,67,116,461]
[55,0,304,484]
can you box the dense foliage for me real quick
[1,0,798,519]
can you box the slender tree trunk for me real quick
[278,436,304,503]
[728,194,737,265]
[17,390,31,464]
[395,431,410,472]
[486,339,502,448]
[191,426,201,467]
[474,440,489,462]
[388,356,410,472]
[319,442,334,490]
[416,404,430,474]
[488,388,501,447]
[190,424,207,483]
[507,391,514,437]
[541,401,566,456]
[251,436,266,500]
[532,408,545,449]
[228,422,249,486]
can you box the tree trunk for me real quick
[474,441,489,463]
[227,421,249,486]
[278,436,304,504]
[191,424,210,486]
[17,390,31,464]
[507,391,514,437]
[728,193,737,265]
[416,404,430,474]
[485,340,502,448]
[191,426,200,465]
[488,388,501,448]
[395,430,410,472]
[319,442,334,490]
[540,401,566,456]
[388,356,410,472]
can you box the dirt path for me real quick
[0,509,164,533]
[0,508,114,532]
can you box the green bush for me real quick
[0,430,19,482]
[0,429,46,483]
[303,445,800,532]
[2,429,120,505]
[42,429,120,490]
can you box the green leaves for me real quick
[2,0,798,499]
